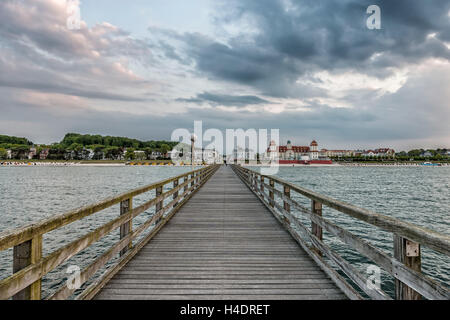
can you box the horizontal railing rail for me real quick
[0,165,220,300]
[231,165,450,300]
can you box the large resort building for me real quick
[265,140,332,164]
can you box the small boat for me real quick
[421,162,441,166]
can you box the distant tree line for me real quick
[0,135,35,160]
[0,133,179,160]
[332,148,449,162]
[0,135,33,146]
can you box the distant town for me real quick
[0,133,449,163]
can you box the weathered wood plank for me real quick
[119,198,132,256]
[394,235,422,300]
[12,235,42,300]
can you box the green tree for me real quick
[104,146,121,160]
[11,145,30,159]
[143,147,153,160]
[0,135,33,146]
[160,144,170,157]
[0,148,7,160]
[125,148,135,160]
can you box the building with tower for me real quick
[265,140,332,164]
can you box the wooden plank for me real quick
[311,200,322,256]
[394,235,422,300]
[12,235,42,300]
[120,198,132,256]
[173,179,179,208]
[269,179,275,207]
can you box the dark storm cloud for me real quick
[177,92,270,107]
[158,0,450,97]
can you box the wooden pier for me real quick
[0,164,449,300]
[95,166,345,300]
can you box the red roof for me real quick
[310,140,318,146]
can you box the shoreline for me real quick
[1,161,449,167]
[241,163,450,167]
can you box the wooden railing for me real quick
[0,165,219,300]
[231,165,450,300]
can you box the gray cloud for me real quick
[0,0,155,103]
[177,92,271,107]
[157,0,450,98]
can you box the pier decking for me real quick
[95,166,345,300]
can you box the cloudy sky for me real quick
[0,0,449,151]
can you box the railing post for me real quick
[283,185,290,213]
[173,179,179,208]
[393,235,422,300]
[12,235,42,300]
[120,197,133,256]
[155,185,163,224]
[184,175,188,197]
[260,176,264,195]
[311,200,323,256]
[269,179,275,207]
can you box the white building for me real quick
[233,147,256,162]
[362,148,395,157]
[320,149,355,157]
[202,148,222,164]
[28,147,37,160]
[265,140,320,161]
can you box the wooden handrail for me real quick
[0,165,219,300]
[231,165,450,300]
